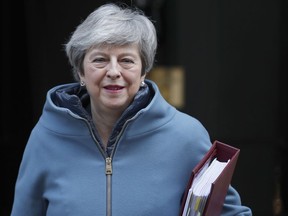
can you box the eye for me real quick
[121,58,134,64]
[93,57,107,63]
[91,57,108,69]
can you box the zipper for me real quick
[104,114,142,216]
[106,157,112,216]
[76,117,113,216]
[69,110,143,216]
[106,157,113,174]
[104,112,143,216]
[68,113,110,214]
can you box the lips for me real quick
[104,85,124,91]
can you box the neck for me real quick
[91,105,122,148]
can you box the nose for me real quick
[106,60,121,79]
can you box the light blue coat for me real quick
[11,80,252,216]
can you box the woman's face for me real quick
[81,43,145,114]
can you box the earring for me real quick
[80,81,85,86]
[141,81,145,87]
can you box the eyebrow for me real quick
[89,50,139,59]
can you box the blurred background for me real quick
[1,0,287,215]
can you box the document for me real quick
[182,158,230,216]
[180,141,240,216]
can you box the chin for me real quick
[106,102,129,111]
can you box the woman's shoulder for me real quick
[175,110,208,131]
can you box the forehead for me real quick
[89,43,140,54]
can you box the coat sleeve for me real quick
[11,126,47,216]
[221,185,252,215]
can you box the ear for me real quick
[78,71,85,80]
[141,73,147,82]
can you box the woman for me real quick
[11,3,252,216]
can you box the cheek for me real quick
[83,63,95,75]
[124,68,143,82]
[128,76,142,92]
[83,67,104,82]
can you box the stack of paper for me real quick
[179,141,240,216]
[182,158,230,216]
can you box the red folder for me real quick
[179,140,240,216]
